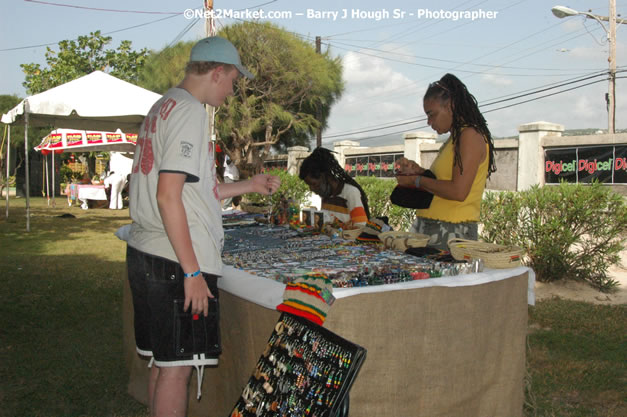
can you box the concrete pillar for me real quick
[517,121,564,191]
[287,146,309,176]
[403,131,436,165]
[333,140,361,167]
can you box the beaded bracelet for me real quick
[184,269,201,279]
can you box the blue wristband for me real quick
[414,175,422,188]
[184,269,201,279]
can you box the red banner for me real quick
[66,133,82,147]
[106,133,123,143]
[86,132,103,145]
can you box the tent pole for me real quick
[5,126,9,218]
[24,101,30,232]
[44,155,49,206]
[51,151,56,207]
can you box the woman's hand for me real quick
[250,174,281,195]
[396,157,425,175]
[396,174,418,188]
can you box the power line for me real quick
[23,0,180,14]
[481,78,608,114]
[0,14,179,51]
[323,70,612,139]
[321,71,619,142]
[321,24,609,109]
[327,39,603,73]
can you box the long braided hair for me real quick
[299,147,370,218]
[424,73,496,178]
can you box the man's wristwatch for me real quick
[414,175,422,189]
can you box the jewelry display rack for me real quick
[229,313,367,417]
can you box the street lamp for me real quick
[552,2,624,133]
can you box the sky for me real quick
[1,0,626,145]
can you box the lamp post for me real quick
[552,2,625,133]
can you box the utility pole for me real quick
[315,36,322,148]
[552,1,624,134]
[204,0,217,143]
[608,0,617,134]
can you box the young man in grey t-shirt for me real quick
[127,36,280,416]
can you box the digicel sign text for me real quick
[578,159,612,175]
[545,160,576,175]
[615,157,627,171]
[547,158,627,175]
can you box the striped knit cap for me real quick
[276,273,334,325]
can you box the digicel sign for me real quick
[547,158,627,175]
[545,160,576,175]
[614,157,627,171]
[545,146,627,184]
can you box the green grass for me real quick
[0,197,149,417]
[1,197,625,417]
[526,299,627,417]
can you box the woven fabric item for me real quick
[448,238,524,269]
[276,274,334,325]
[379,231,430,251]
[355,217,391,243]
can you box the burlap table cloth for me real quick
[124,269,529,417]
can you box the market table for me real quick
[123,258,534,417]
[69,184,106,209]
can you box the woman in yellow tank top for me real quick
[396,73,496,249]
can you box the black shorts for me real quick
[126,245,221,367]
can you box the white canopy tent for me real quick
[1,71,161,230]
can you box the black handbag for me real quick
[390,169,436,209]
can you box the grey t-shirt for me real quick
[128,88,224,275]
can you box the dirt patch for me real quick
[534,249,627,305]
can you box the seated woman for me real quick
[396,73,497,249]
[299,147,369,227]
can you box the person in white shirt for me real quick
[103,171,126,209]
[222,155,240,209]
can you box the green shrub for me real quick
[355,176,415,231]
[480,182,627,292]
[244,172,416,230]
[59,164,75,183]
[243,168,309,209]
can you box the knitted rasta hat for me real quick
[277,273,335,325]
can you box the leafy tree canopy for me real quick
[137,41,193,94]
[218,22,343,174]
[21,30,149,94]
[137,22,344,176]
[0,94,49,150]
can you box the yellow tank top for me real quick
[416,133,489,223]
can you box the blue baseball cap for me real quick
[189,36,254,79]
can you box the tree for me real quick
[137,22,344,176]
[18,31,149,176]
[218,22,343,175]
[137,41,193,94]
[21,30,149,94]
[0,95,50,196]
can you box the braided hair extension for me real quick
[424,73,496,178]
[299,147,370,219]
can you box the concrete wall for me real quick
[280,124,627,194]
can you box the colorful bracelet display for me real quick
[223,224,479,288]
